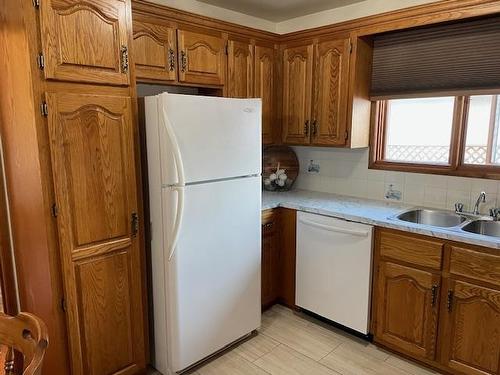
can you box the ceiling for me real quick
[197,0,366,22]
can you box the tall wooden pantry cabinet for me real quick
[0,1,147,374]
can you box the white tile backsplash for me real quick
[292,146,500,214]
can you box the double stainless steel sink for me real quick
[392,208,500,238]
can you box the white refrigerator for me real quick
[144,92,262,374]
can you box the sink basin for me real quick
[461,220,500,237]
[396,209,466,227]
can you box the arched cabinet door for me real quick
[227,40,254,98]
[312,39,350,146]
[46,92,146,375]
[133,20,177,82]
[255,45,275,145]
[281,44,313,145]
[440,279,500,375]
[375,261,440,361]
[177,28,226,86]
[39,0,131,85]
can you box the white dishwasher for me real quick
[296,211,373,335]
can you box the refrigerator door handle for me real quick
[160,101,186,260]
[168,185,184,261]
[161,103,186,187]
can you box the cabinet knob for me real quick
[431,285,438,307]
[304,120,310,136]
[120,45,129,73]
[168,48,176,71]
[312,120,317,136]
[180,50,187,73]
[447,290,454,312]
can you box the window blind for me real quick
[370,16,500,99]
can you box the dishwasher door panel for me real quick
[296,211,373,334]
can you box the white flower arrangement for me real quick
[263,162,292,191]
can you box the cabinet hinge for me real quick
[32,0,40,8]
[37,53,45,70]
[61,297,67,312]
[225,44,229,55]
[40,102,49,117]
[51,203,58,217]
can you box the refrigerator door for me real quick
[157,93,262,185]
[158,176,261,373]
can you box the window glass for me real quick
[384,97,456,164]
[464,95,500,165]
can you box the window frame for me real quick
[369,95,500,180]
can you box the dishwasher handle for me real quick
[298,218,370,237]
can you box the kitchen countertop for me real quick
[262,189,500,249]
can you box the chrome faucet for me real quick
[473,191,486,215]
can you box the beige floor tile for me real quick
[196,351,270,375]
[320,342,408,375]
[260,314,343,361]
[255,344,340,375]
[235,333,280,362]
[385,355,438,375]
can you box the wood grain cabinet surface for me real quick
[46,92,146,375]
[281,37,371,148]
[261,210,279,308]
[133,20,177,82]
[39,0,131,85]
[177,29,226,86]
[311,39,351,146]
[254,45,276,145]
[375,261,440,361]
[227,40,254,98]
[281,43,314,145]
[373,228,500,375]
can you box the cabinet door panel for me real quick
[47,93,145,375]
[255,45,275,145]
[282,44,313,145]
[40,0,130,85]
[312,39,350,146]
[133,20,177,82]
[177,29,226,85]
[441,280,500,375]
[375,261,440,360]
[228,40,253,98]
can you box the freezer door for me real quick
[158,93,262,185]
[159,176,261,372]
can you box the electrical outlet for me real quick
[307,160,320,174]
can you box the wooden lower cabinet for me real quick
[261,210,279,308]
[440,279,500,375]
[261,208,297,309]
[47,92,146,375]
[375,261,440,361]
[373,228,500,375]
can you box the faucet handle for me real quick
[490,208,500,221]
[454,202,464,213]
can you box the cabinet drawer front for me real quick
[450,246,500,287]
[379,231,443,270]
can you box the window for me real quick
[370,94,500,178]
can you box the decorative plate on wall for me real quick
[262,146,299,192]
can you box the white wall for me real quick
[276,0,440,34]
[145,0,276,32]
[146,0,441,34]
[293,146,500,215]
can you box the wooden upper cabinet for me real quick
[133,20,177,82]
[282,44,314,145]
[312,39,350,146]
[255,45,275,145]
[441,279,500,375]
[46,92,145,375]
[39,0,131,85]
[177,29,226,85]
[227,40,253,98]
[375,261,440,361]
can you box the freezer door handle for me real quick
[298,218,370,237]
[168,185,185,261]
